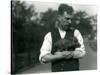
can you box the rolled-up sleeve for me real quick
[73,29,86,58]
[39,32,52,64]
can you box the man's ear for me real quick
[57,15,62,23]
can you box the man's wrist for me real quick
[54,52,65,58]
[68,51,74,58]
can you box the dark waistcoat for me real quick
[51,28,79,72]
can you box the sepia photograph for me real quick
[11,0,97,74]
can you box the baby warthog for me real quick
[53,37,81,52]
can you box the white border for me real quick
[0,0,10,75]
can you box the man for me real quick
[39,4,86,72]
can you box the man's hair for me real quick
[58,4,74,15]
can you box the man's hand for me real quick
[62,51,73,59]
[54,51,73,59]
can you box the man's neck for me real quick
[58,28,65,32]
[58,28,66,32]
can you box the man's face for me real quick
[57,12,73,30]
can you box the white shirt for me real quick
[39,28,86,63]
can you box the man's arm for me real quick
[72,29,86,58]
[60,29,86,59]
[41,52,66,63]
[39,32,71,64]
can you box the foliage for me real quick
[72,11,93,36]
[11,0,43,74]
[40,8,58,31]
[12,1,35,31]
